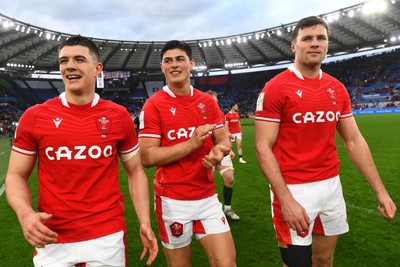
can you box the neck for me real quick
[65,90,95,105]
[294,63,321,79]
[168,82,191,96]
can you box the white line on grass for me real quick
[0,183,5,197]
[346,202,400,221]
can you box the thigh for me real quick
[312,234,339,266]
[198,232,236,267]
[163,244,192,267]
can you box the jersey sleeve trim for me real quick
[12,146,37,156]
[119,147,139,162]
[119,143,139,155]
[215,123,225,129]
[340,113,353,119]
[254,116,281,123]
[138,133,162,139]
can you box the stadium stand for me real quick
[1,48,400,130]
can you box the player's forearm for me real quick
[141,139,198,167]
[129,173,152,225]
[255,148,293,202]
[5,175,35,221]
[345,135,388,195]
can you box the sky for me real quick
[0,0,364,41]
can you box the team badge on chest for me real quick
[326,88,336,100]
[96,116,112,134]
[197,102,207,116]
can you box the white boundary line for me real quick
[0,183,5,197]
[346,202,400,221]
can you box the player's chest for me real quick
[35,110,122,146]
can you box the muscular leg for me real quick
[236,139,243,156]
[163,244,192,267]
[198,232,236,267]
[312,234,339,267]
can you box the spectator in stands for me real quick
[254,16,396,267]
[226,103,247,163]
[206,90,240,221]
[138,40,236,267]
[5,35,157,266]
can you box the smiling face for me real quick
[58,45,102,94]
[160,48,194,92]
[291,24,329,71]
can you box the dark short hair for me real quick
[291,16,330,42]
[160,40,193,61]
[230,103,237,109]
[58,35,100,61]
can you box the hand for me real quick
[202,144,231,168]
[189,124,216,150]
[139,224,158,265]
[20,212,58,248]
[280,197,311,234]
[377,193,397,219]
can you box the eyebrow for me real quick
[162,55,186,60]
[58,55,88,61]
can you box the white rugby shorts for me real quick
[230,133,242,141]
[155,194,230,249]
[271,175,349,246]
[220,154,233,167]
[33,230,126,267]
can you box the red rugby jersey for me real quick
[13,93,138,243]
[255,65,353,184]
[225,111,241,134]
[139,86,224,200]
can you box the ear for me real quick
[190,58,195,70]
[95,62,103,76]
[291,42,296,54]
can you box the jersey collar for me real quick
[163,85,194,98]
[59,92,100,108]
[288,64,322,80]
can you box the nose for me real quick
[310,37,320,47]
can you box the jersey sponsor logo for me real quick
[169,107,176,115]
[292,111,341,124]
[167,126,196,140]
[45,145,113,160]
[53,118,62,128]
[96,116,111,134]
[295,90,303,98]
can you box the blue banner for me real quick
[352,109,400,115]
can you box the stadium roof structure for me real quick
[0,0,400,76]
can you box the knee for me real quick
[312,255,334,267]
[210,253,236,267]
[223,176,234,187]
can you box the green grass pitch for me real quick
[0,114,399,266]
